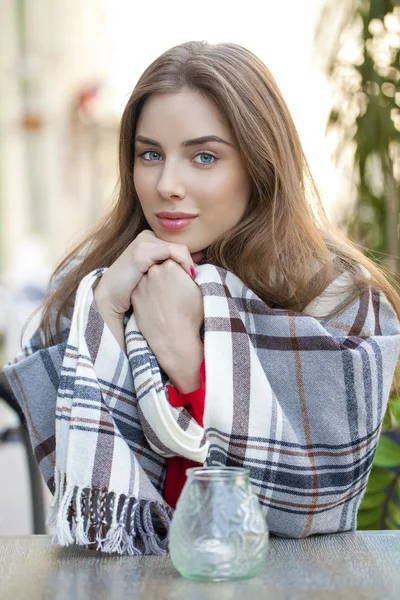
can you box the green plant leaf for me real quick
[358,467,398,529]
[363,466,394,493]
[384,500,400,529]
[392,400,400,426]
[381,407,393,431]
[373,436,400,468]
[379,473,400,529]
[357,506,382,529]
[358,490,386,510]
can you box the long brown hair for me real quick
[38,40,400,345]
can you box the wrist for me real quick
[152,328,202,363]
[93,284,126,351]
[94,283,124,322]
[155,333,204,393]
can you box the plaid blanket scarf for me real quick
[4,263,400,555]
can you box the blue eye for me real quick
[194,153,216,165]
[140,151,162,161]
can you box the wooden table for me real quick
[0,532,398,599]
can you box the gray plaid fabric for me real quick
[4,263,400,554]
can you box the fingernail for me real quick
[190,266,195,277]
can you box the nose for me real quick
[156,159,186,201]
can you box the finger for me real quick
[145,244,194,277]
[139,229,156,238]
[167,245,195,277]
[131,272,147,302]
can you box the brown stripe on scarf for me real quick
[77,360,98,370]
[99,385,136,407]
[135,376,153,396]
[125,333,145,344]
[57,406,123,432]
[85,303,104,362]
[199,281,226,297]
[64,351,98,368]
[222,273,251,468]
[137,405,176,456]
[204,316,247,333]
[71,415,118,429]
[34,435,56,464]
[348,289,370,337]
[288,315,319,536]
[91,402,115,490]
[11,366,55,467]
[371,290,382,336]
[325,321,372,336]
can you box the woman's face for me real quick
[133,89,251,256]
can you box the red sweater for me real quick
[164,360,206,508]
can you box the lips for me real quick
[155,212,198,231]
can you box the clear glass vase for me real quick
[168,467,269,582]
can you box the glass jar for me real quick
[168,467,269,582]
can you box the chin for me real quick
[154,229,199,252]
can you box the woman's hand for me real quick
[94,230,195,318]
[131,259,204,393]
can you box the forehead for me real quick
[135,90,232,141]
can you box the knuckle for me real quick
[167,242,180,252]
[135,231,146,243]
[171,243,188,254]
[152,259,175,274]
[147,263,160,276]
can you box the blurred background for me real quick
[0,0,399,535]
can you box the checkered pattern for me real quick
[4,263,400,553]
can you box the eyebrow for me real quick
[134,135,233,148]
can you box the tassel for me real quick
[55,484,75,546]
[125,537,142,556]
[95,489,108,551]
[125,501,142,556]
[118,497,134,555]
[74,487,90,545]
[102,493,118,552]
[84,488,93,540]
[48,478,170,556]
[135,504,152,554]
[141,502,168,555]
[103,493,128,554]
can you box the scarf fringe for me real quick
[46,472,172,555]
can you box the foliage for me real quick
[315,0,400,271]
[316,1,400,529]
[357,395,400,529]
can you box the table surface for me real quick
[0,532,399,600]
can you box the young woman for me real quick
[4,41,400,554]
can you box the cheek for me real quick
[133,168,154,210]
[200,171,250,221]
